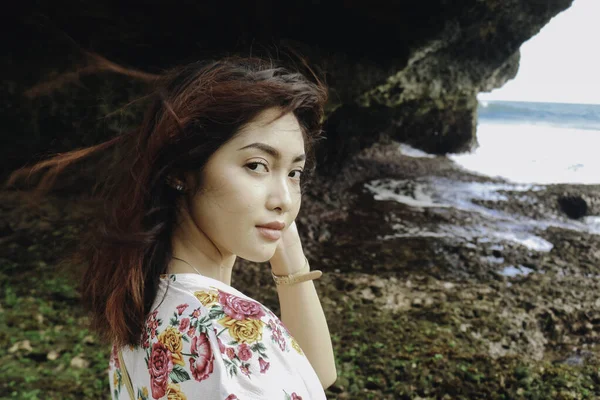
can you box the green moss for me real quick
[1,193,599,399]
[322,296,600,399]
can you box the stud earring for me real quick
[166,175,187,192]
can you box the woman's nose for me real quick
[267,174,294,212]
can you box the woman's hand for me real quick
[269,220,308,275]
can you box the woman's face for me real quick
[187,107,306,262]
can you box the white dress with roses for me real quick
[108,273,328,400]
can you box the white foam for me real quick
[450,123,600,184]
[482,255,505,264]
[364,180,446,208]
[500,265,535,277]
[379,231,450,240]
[364,177,559,251]
[492,231,554,252]
[584,216,600,231]
[364,178,542,214]
[397,143,436,158]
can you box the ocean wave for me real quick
[477,100,600,131]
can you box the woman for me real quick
[7,56,336,399]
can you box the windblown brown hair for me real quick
[5,56,328,347]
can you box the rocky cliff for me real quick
[3,0,573,180]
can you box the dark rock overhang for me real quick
[3,0,574,179]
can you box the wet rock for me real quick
[411,298,423,308]
[554,350,595,366]
[37,221,52,231]
[47,350,60,361]
[317,228,331,243]
[0,220,13,236]
[8,340,33,353]
[83,335,96,344]
[557,194,588,219]
[70,354,90,369]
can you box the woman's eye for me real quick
[246,162,268,173]
[246,162,302,179]
[290,170,303,180]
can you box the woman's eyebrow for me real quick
[237,142,305,163]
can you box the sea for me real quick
[362,100,600,252]
[449,100,600,184]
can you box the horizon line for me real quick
[477,97,600,106]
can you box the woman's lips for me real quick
[256,227,282,240]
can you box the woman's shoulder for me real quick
[150,273,271,343]
[153,272,296,343]
[124,273,316,399]
[154,273,264,317]
[159,273,251,299]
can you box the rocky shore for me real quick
[296,140,600,398]
[2,138,600,398]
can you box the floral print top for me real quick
[108,273,327,400]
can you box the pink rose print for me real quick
[226,347,236,359]
[150,310,159,319]
[111,344,120,369]
[149,319,159,339]
[217,337,226,354]
[179,318,190,332]
[218,290,266,320]
[272,327,286,350]
[268,320,277,330]
[278,320,292,335]
[291,393,303,400]
[225,395,238,400]
[141,329,149,349]
[258,357,270,374]
[237,343,252,361]
[176,303,189,315]
[189,332,215,382]
[187,326,196,337]
[192,309,201,319]
[149,342,173,399]
[278,336,286,351]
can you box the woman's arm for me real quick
[272,258,337,389]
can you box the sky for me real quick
[478,0,600,105]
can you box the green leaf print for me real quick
[251,342,268,358]
[209,308,225,320]
[251,342,267,352]
[137,387,149,400]
[116,369,122,387]
[170,364,191,383]
[224,359,238,378]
